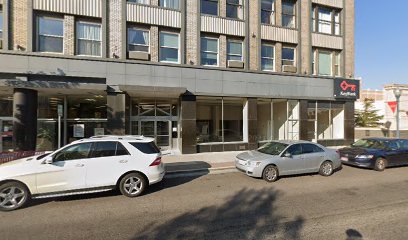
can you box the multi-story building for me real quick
[0,0,358,154]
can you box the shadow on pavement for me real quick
[132,188,304,240]
[346,229,363,240]
[165,161,212,173]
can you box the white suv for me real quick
[0,135,165,211]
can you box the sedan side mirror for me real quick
[284,152,292,158]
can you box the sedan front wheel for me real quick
[262,165,279,182]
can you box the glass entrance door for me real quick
[135,120,171,150]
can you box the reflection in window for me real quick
[76,22,102,57]
[282,47,295,66]
[226,0,243,19]
[67,95,107,119]
[37,16,64,53]
[201,37,219,66]
[201,0,218,16]
[0,95,13,117]
[261,0,275,25]
[54,143,92,161]
[282,0,296,28]
[128,28,149,52]
[159,32,179,63]
[308,101,344,141]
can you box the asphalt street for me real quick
[1,165,408,240]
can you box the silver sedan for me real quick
[235,141,341,182]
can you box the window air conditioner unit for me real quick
[228,60,244,69]
[283,65,297,73]
[128,51,150,61]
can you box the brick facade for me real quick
[10,0,28,51]
[108,0,123,59]
[63,15,75,55]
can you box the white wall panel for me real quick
[261,25,298,44]
[201,15,245,36]
[312,33,343,49]
[33,0,102,18]
[127,3,181,28]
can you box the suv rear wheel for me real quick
[119,173,147,197]
[0,181,30,211]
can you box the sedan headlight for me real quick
[249,161,262,166]
[355,155,374,159]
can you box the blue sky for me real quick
[355,0,408,89]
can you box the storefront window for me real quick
[0,96,12,117]
[197,97,223,143]
[308,101,344,141]
[223,98,243,142]
[307,101,317,141]
[38,96,64,119]
[317,102,331,139]
[257,100,272,141]
[67,95,107,119]
[288,100,299,140]
[0,95,13,152]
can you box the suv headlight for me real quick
[355,155,374,159]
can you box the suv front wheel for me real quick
[119,173,147,197]
[0,181,30,211]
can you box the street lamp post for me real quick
[393,88,401,138]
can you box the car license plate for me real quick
[341,157,348,161]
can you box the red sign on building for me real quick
[387,101,397,113]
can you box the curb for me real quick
[164,166,238,178]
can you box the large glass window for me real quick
[334,12,341,35]
[261,43,275,71]
[282,0,296,28]
[287,100,299,140]
[0,96,12,117]
[201,37,218,66]
[160,0,180,10]
[227,40,243,61]
[308,101,344,141]
[312,6,341,35]
[67,95,107,119]
[159,32,179,63]
[282,47,295,66]
[318,51,332,76]
[128,28,149,52]
[313,49,341,77]
[201,0,218,16]
[76,22,102,57]
[261,0,275,25]
[196,97,244,143]
[37,16,64,53]
[317,8,331,34]
[226,0,243,19]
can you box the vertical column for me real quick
[102,0,108,58]
[344,0,354,78]
[275,42,282,72]
[219,35,227,68]
[276,0,282,26]
[219,0,227,17]
[180,92,197,154]
[26,0,33,52]
[107,92,130,135]
[186,0,199,65]
[247,98,258,150]
[150,26,159,62]
[108,0,125,59]
[2,0,9,50]
[63,15,75,55]
[10,0,28,50]
[13,88,38,151]
[344,101,355,145]
[300,0,311,75]
[248,0,259,70]
[298,100,309,140]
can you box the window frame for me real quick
[159,0,180,10]
[313,5,342,36]
[261,0,276,25]
[159,31,180,64]
[36,15,64,54]
[127,0,150,5]
[76,20,102,57]
[127,27,150,53]
[227,39,243,62]
[313,48,341,77]
[282,0,296,29]
[282,46,296,67]
[317,50,332,76]
[261,43,275,72]
[226,0,244,20]
[201,0,219,16]
[200,36,219,67]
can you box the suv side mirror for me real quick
[284,152,292,158]
[42,157,53,165]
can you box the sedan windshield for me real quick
[351,139,386,149]
[258,142,288,155]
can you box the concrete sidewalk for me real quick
[162,151,243,174]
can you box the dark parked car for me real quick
[339,138,408,171]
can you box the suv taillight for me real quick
[149,157,162,166]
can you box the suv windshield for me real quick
[351,139,387,149]
[258,142,289,155]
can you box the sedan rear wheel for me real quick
[319,161,334,176]
[0,182,30,211]
[262,165,279,182]
[374,158,386,171]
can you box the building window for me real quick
[312,6,341,35]
[261,0,275,25]
[159,32,179,63]
[127,0,150,4]
[282,47,295,66]
[282,0,296,28]
[318,51,331,76]
[201,37,218,66]
[226,0,243,19]
[261,43,275,71]
[308,101,344,141]
[201,0,218,16]
[76,22,102,57]
[227,40,243,61]
[160,0,179,9]
[128,28,149,52]
[313,49,341,77]
[196,97,244,143]
[37,16,64,53]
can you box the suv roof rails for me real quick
[90,135,146,140]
